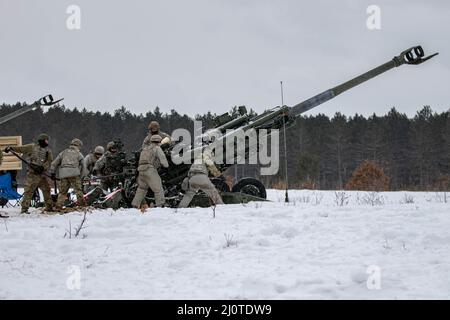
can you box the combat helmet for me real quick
[37,133,50,141]
[106,141,115,151]
[94,146,105,155]
[148,121,160,132]
[71,138,83,148]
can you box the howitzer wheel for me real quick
[232,177,267,199]
[211,177,231,193]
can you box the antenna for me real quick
[281,81,289,203]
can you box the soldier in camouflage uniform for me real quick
[132,135,169,208]
[4,133,53,213]
[142,121,171,148]
[84,145,104,175]
[93,141,126,191]
[50,138,86,210]
[178,148,224,208]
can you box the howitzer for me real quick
[147,46,438,205]
[95,46,438,208]
[0,95,63,125]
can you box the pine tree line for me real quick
[1,103,448,190]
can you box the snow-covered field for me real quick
[0,189,449,299]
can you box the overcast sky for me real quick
[0,0,448,118]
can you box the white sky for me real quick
[0,0,448,117]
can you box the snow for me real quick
[0,189,449,299]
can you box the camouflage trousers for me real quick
[56,176,85,207]
[21,172,52,212]
[132,167,165,207]
[178,174,224,208]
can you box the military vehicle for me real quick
[104,45,437,208]
[2,46,438,209]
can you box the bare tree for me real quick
[64,211,88,239]
[223,233,237,248]
[334,191,350,206]
[401,193,415,204]
[211,202,217,219]
[74,212,88,238]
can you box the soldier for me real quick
[93,140,125,191]
[178,148,224,208]
[84,145,105,175]
[50,138,86,210]
[4,133,53,213]
[132,135,169,209]
[143,121,171,147]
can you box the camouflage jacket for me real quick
[10,143,53,173]
[83,153,98,175]
[51,145,85,179]
[94,151,126,176]
[138,144,168,171]
[188,149,221,177]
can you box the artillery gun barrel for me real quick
[192,46,438,170]
[290,45,438,117]
[207,46,437,135]
[290,61,395,116]
[0,95,63,125]
[0,101,40,125]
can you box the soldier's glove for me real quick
[30,163,45,174]
[4,146,12,153]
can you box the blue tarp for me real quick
[0,172,22,201]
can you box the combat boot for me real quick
[76,198,87,208]
[43,205,60,215]
[20,208,29,214]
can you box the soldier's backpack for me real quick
[61,148,81,168]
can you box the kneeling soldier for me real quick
[132,134,169,209]
[51,138,86,210]
[178,148,224,208]
[4,133,54,213]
